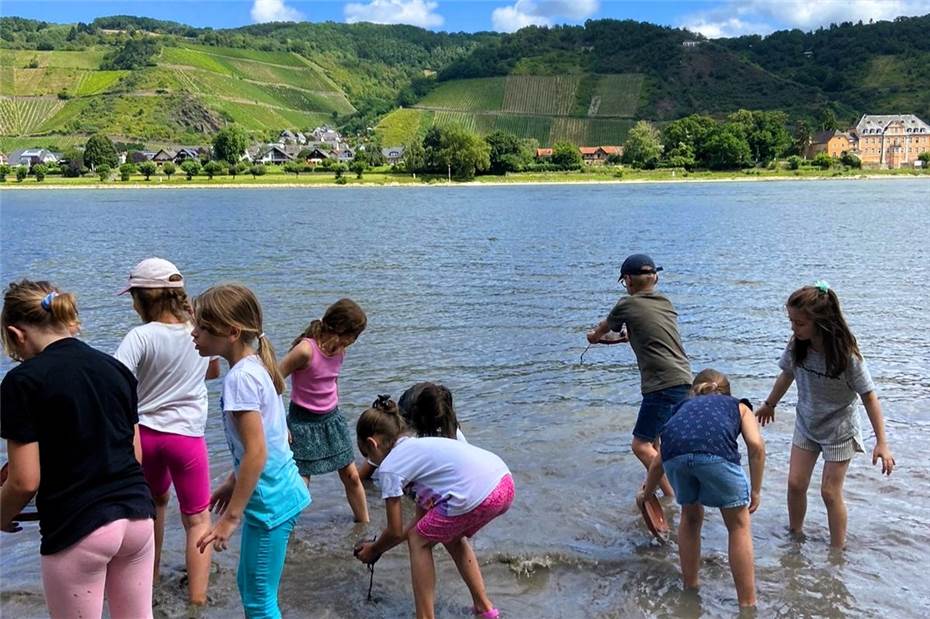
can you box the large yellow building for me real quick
[853,114,930,168]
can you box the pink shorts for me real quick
[416,474,515,544]
[139,426,210,515]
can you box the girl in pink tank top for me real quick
[278,298,369,522]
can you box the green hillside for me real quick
[1,14,928,151]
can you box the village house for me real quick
[579,146,622,164]
[335,145,355,163]
[127,151,156,164]
[0,153,8,166]
[381,146,405,165]
[311,125,342,144]
[151,149,175,165]
[304,147,330,164]
[805,130,854,159]
[535,148,553,159]
[852,114,930,168]
[259,144,295,165]
[8,148,61,169]
[173,147,203,164]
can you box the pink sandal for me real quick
[473,607,500,619]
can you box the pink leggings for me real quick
[41,518,155,619]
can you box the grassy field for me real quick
[0,49,107,70]
[417,78,505,111]
[75,71,127,96]
[589,74,644,117]
[376,108,433,145]
[208,99,330,131]
[0,98,66,135]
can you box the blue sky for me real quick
[3,1,929,38]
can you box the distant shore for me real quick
[1,170,926,190]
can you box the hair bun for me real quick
[373,394,393,410]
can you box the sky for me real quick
[2,0,929,38]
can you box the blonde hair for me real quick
[291,298,367,350]
[691,368,731,396]
[1,280,80,361]
[193,284,285,394]
[130,277,192,323]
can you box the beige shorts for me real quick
[792,428,864,462]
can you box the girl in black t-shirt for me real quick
[0,279,156,619]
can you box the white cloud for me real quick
[681,0,930,39]
[344,0,444,28]
[492,0,600,33]
[250,0,303,23]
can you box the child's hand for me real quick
[748,490,761,514]
[586,330,601,344]
[872,442,895,476]
[755,403,775,426]
[209,477,235,515]
[354,541,381,565]
[197,514,240,553]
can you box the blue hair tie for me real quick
[40,291,58,312]
[813,280,830,294]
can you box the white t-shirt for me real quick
[115,322,210,436]
[377,436,509,516]
[220,355,309,528]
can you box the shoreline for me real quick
[0,173,926,190]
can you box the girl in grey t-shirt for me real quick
[755,283,895,549]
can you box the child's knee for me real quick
[339,464,361,486]
[787,474,810,496]
[820,485,844,508]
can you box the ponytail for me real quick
[290,319,323,350]
[690,368,731,397]
[293,298,366,350]
[356,394,407,453]
[257,334,285,395]
[2,280,80,360]
[400,382,459,439]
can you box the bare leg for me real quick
[443,537,493,613]
[678,504,704,590]
[720,506,756,607]
[180,510,212,605]
[152,492,170,584]
[787,446,819,536]
[407,530,437,619]
[632,437,674,497]
[338,463,369,523]
[821,459,851,549]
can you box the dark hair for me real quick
[398,382,459,439]
[291,298,367,350]
[691,368,731,396]
[2,280,80,361]
[787,285,860,377]
[130,275,192,323]
[356,395,407,456]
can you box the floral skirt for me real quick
[287,402,354,476]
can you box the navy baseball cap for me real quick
[620,254,663,276]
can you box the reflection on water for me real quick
[1,180,929,618]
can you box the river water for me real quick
[1,180,928,618]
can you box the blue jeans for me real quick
[663,453,750,509]
[238,515,299,618]
[633,384,690,441]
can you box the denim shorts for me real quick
[663,453,750,509]
[633,384,690,441]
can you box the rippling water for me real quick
[1,180,928,618]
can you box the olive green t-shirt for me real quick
[606,291,692,394]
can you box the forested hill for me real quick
[1,14,928,150]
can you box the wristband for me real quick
[764,399,777,409]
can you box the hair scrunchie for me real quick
[814,280,830,294]
[40,291,58,312]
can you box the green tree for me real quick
[812,152,833,169]
[32,164,47,181]
[119,163,136,181]
[162,162,176,179]
[423,125,490,180]
[485,131,532,174]
[793,120,813,156]
[727,109,791,164]
[661,142,696,169]
[180,160,201,180]
[332,163,348,180]
[819,108,840,131]
[403,140,425,174]
[138,161,157,180]
[236,162,250,175]
[662,115,716,163]
[61,148,85,177]
[283,162,303,177]
[96,164,111,181]
[84,133,119,169]
[0,164,10,181]
[212,126,250,164]
[202,161,224,179]
[787,155,803,170]
[16,166,28,182]
[918,152,930,165]
[622,120,663,168]
[551,141,582,169]
[350,160,367,179]
[249,164,267,178]
[840,152,861,168]
[703,124,752,170]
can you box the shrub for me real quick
[840,152,861,169]
[350,160,367,179]
[202,161,224,179]
[812,152,833,170]
[96,164,111,182]
[180,160,201,180]
[16,166,28,182]
[787,155,802,170]
[162,162,176,178]
[249,164,267,178]
[32,164,47,181]
[138,161,157,180]
[0,164,9,181]
[119,163,137,181]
